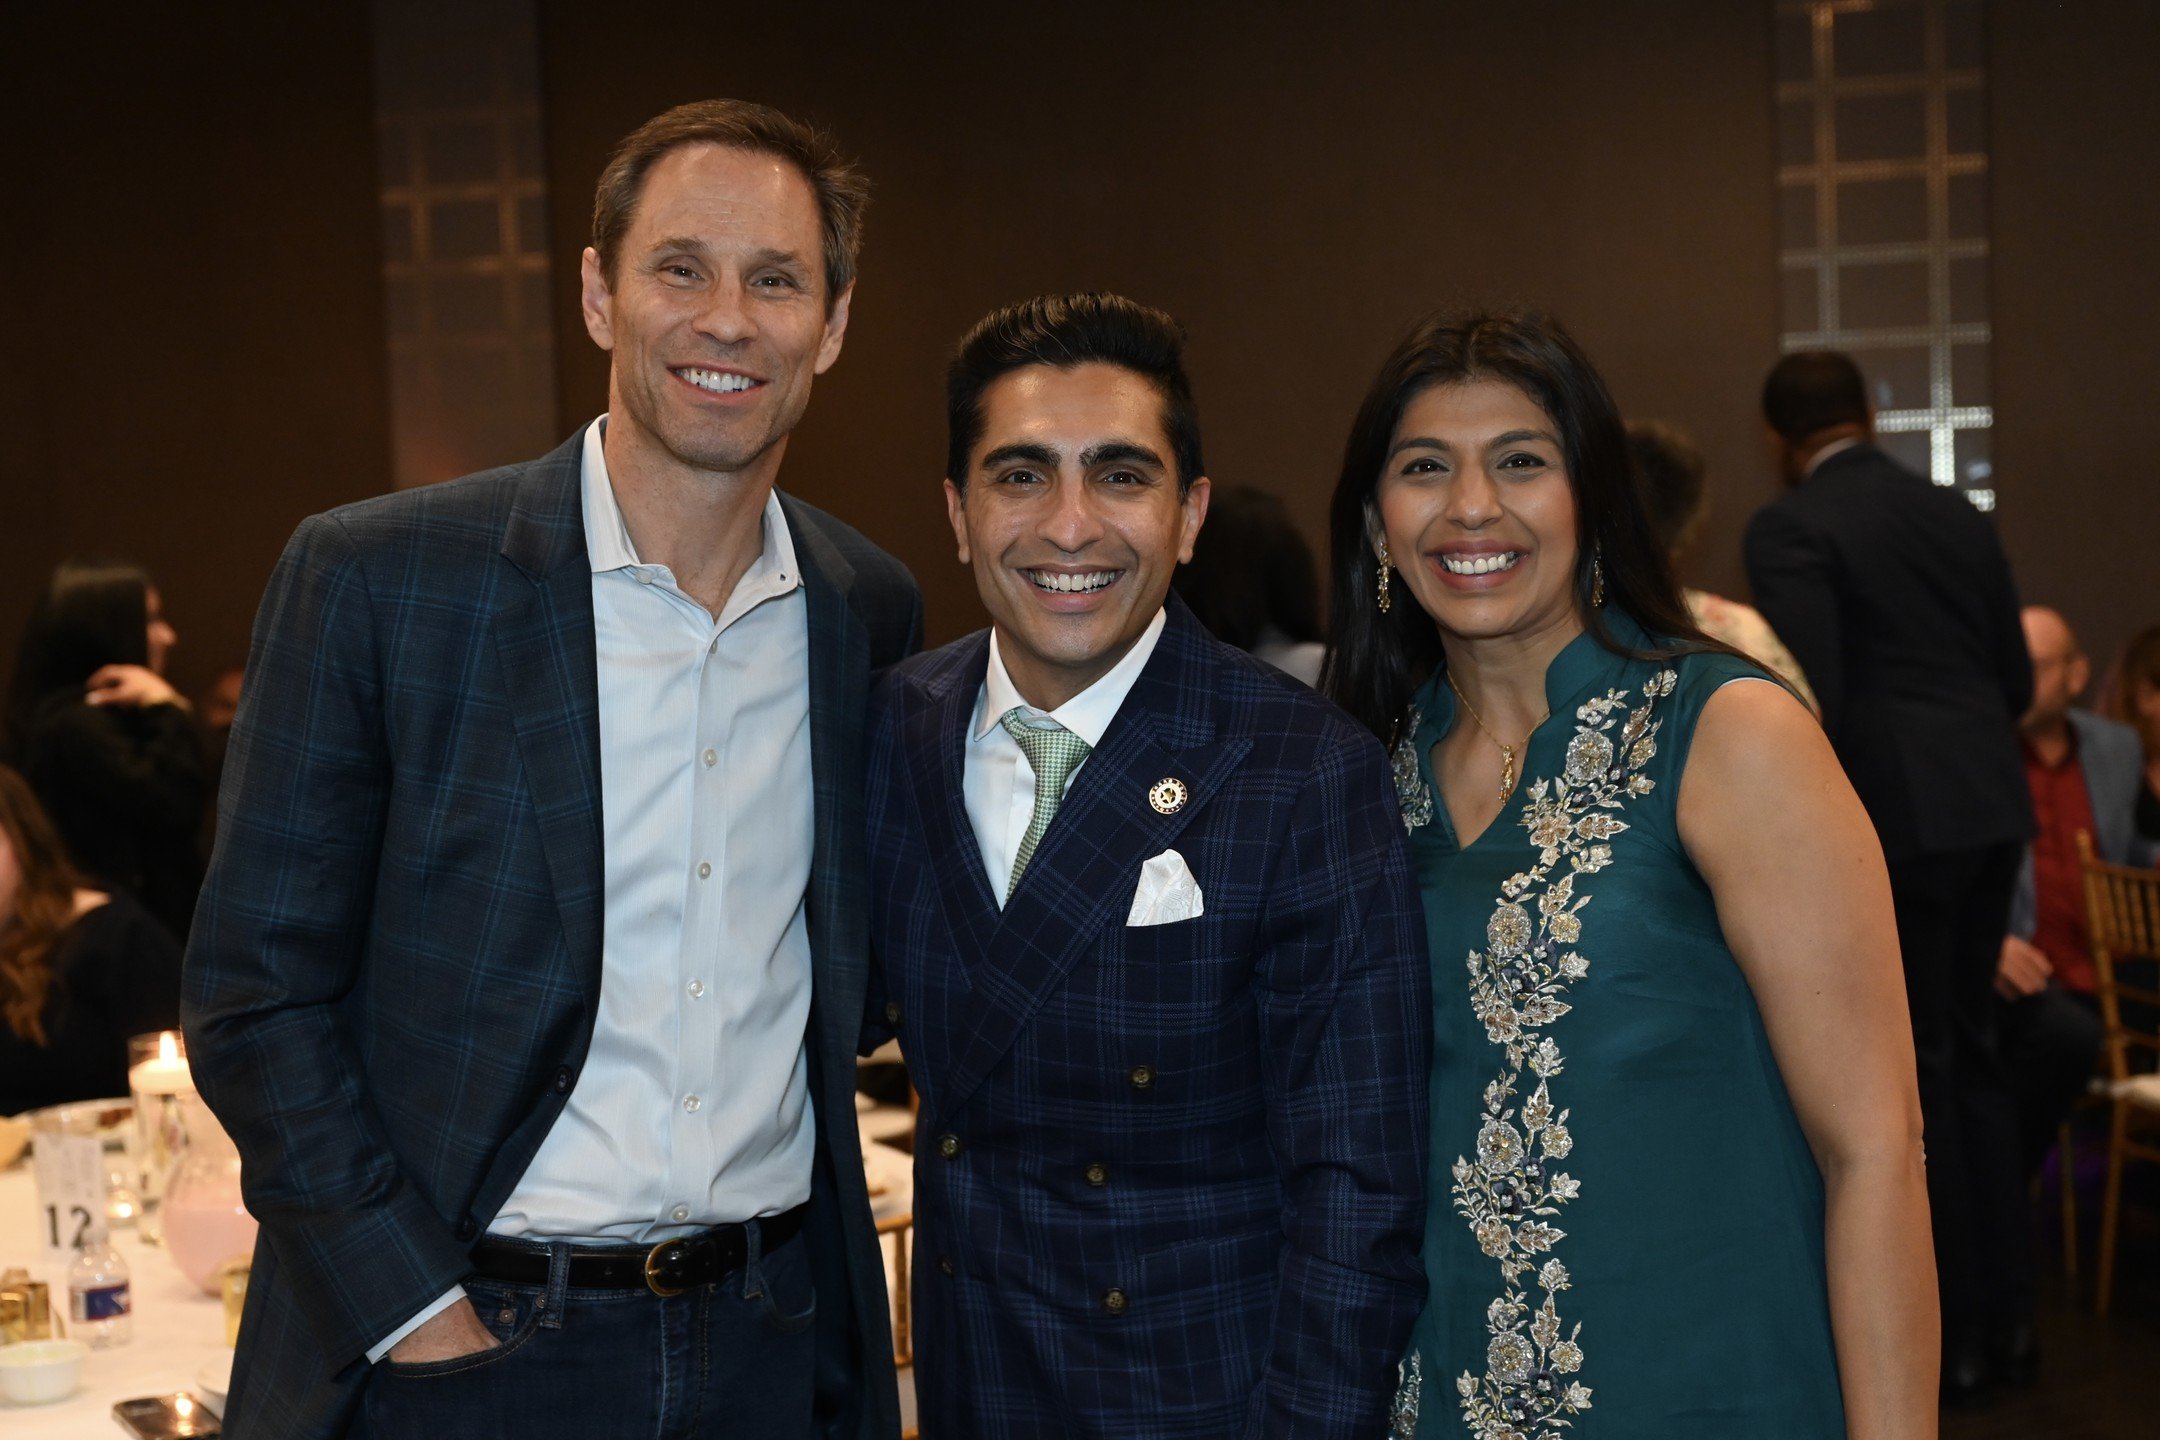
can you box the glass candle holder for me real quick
[126,1031,194,1245]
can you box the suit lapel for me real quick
[490,435,605,1010]
[898,633,1003,980]
[787,496,876,1065]
[937,605,1252,1115]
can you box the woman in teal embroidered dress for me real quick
[1322,311,1938,1438]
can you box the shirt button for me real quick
[884,1001,901,1026]
[636,571,654,586]
[702,748,717,767]
[553,1065,574,1094]
[697,861,712,880]
[1084,1162,1108,1186]
[1103,1288,1129,1315]
[687,979,705,999]
[683,1094,702,1113]
[670,1205,690,1223]
[936,1133,963,1160]
[1127,1064,1156,1090]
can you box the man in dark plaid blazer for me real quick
[184,102,916,1439]
[867,294,1430,1438]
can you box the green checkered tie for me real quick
[1000,707,1092,899]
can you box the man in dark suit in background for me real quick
[184,101,915,1439]
[1745,350,2033,1405]
[867,294,1429,1439]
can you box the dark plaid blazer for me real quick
[182,431,918,1440]
[867,599,1430,1440]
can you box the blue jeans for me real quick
[356,1224,818,1439]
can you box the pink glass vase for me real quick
[161,1093,258,1295]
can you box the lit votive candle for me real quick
[127,1032,193,1096]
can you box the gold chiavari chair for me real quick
[2076,830,2160,1315]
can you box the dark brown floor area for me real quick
[1943,1153,2160,1439]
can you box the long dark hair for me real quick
[4,558,153,760]
[0,763,87,1045]
[1320,308,1716,742]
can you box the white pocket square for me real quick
[1127,848,1205,926]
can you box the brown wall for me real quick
[5,4,2150,716]
[1991,0,2160,682]
[0,7,391,705]
[536,0,1784,646]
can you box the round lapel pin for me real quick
[1148,777,1188,815]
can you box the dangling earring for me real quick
[1590,550,1606,608]
[1375,539,1393,614]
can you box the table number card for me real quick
[31,1130,107,1271]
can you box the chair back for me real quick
[2078,830,2160,1085]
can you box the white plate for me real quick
[194,1349,235,1417]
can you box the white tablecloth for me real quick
[3,1131,916,1435]
[1,1160,231,1435]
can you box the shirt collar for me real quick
[972,607,1169,748]
[1803,435,1864,479]
[579,415,801,598]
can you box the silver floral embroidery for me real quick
[1390,1351,1424,1437]
[1452,669,1675,1440]
[1393,705,1434,832]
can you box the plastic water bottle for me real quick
[68,1240,131,1346]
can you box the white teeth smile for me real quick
[679,367,758,393]
[1025,570,1118,594]
[1441,552,1523,576]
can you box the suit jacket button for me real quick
[1103,1287,1128,1314]
[553,1065,574,1094]
[938,1255,956,1277]
[936,1133,963,1160]
[884,1001,902,1026]
[1127,1064,1155,1090]
[1084,1163,1108,1186]
[455,1217,477,1242]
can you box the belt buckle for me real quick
[643,1238,689,1297]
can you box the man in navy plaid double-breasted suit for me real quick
[184,102,915,1439]
[867,294,1430,1438]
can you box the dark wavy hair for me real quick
[1172,485,1322,651]
[0,763,87,1045]
[5,558,153,761]
[946,292,1203,493]
[1320,308,1716,742]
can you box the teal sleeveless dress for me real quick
[1387,616,1846,1438]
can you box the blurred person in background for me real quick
[0,763,183,1115]
[1171,483,1328,685]
[2098,623,2160,846]
[1747,350,2031,1406]
[1626,419,1817,714]
[3,559,208,943]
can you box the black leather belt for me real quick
[468,1203,807,1297]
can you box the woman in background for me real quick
[1626,418,1819,715]
[0,764,182,1115]
[1325,309,1935,1437]
[1172,483,1329,686]
[4,559,207,941]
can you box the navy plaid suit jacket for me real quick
[867,600,1430,1439]
[182,431,918,1439]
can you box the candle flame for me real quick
[159,1031,180,1063]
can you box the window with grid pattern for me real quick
[1775,0,1994,510]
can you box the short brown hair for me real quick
[590,99,868,308]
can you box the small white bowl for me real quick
[0,1338,88,1405]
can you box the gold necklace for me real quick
[1444,670,1547,803]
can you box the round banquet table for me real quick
[0,1159,233,1434]
[3,1126,918,1435]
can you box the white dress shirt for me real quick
[1803,434,1863,478]
[371,418,816,1359]
[963,608,1166,905]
